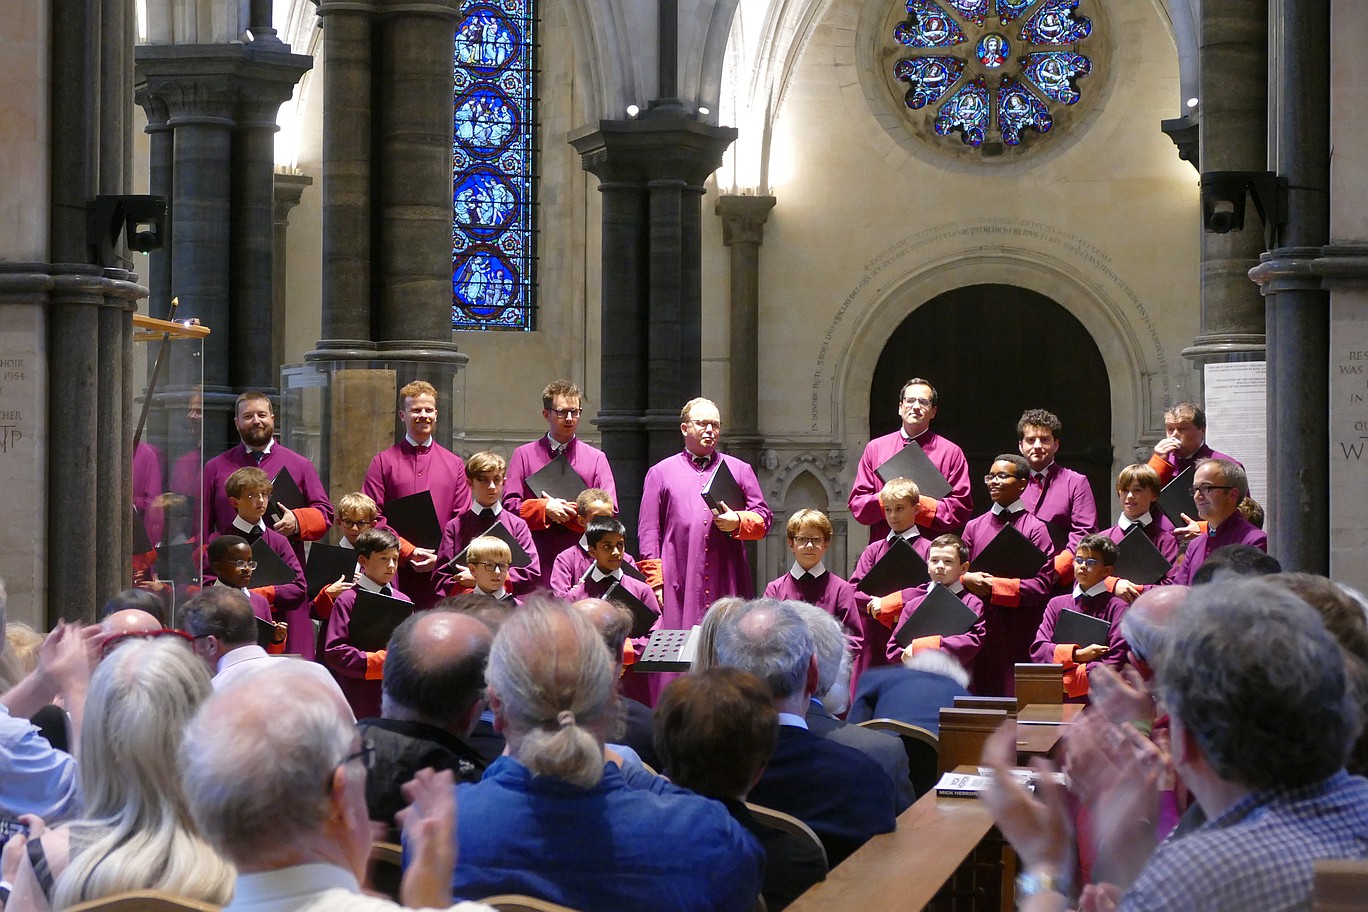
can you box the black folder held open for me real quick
[893,584,979,648]
[449,519,533,571]
[874,440,953,499]
[855,536,930,595]
[1112,525,1172,586]
[1054,607,1110,650]
[700,460,746,513]
[972,524,1048,581]
[1158,465,1198,528]
[382,490,442,551]
[350,589,415,652]
[602,579,661,639]
[523,453,590,503]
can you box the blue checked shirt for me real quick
[1121,770,1368,912]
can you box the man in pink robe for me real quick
[1016,408,1099,584]
[504,380,617,579]
[848,377,973,542]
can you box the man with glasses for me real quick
[504,379,618,578]
[848,377,973,542]
[639,398,773,653]
[1172,459,1268,586]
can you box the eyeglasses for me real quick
[339,518,375,530]
[102,628,194,657]
[1189,484,1233,497]
[901,397,933,408]
[472,561,510,573]
[222,560,258,572]
[1074,557,1101,569]
[548,408,583,420]
[792,536,827,547]
[343,737,376,771]
[984,472,1020,482]
[689,420,721,432]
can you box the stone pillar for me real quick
[136,89,174,319]
[273,172,313,377]
[571,114,737,538]
[1248,0,1330,572]
[716,194,776,468]
[1182,0,1268,370]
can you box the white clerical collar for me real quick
[886,527,921,543]
[340,537,355,550]
[900,427,930,443]
[404,434,433,449]
[212,579,253,598]
[485,587,510,601]
[578,534,591,551]
[471,502,503,519]
[789,561,827,581]
[588,565,624,583]
[930,580,966,595]
[991,501,1026,516]
[243,439,275,457]
[1118,512,1153,531]
[1073,581,1110,599]
[777,712,809,730]
[231,516,266,535]
[354,574,387,594]
[546,433,574,452]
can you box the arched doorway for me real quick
[869,284,1114,514]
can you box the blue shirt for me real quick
[0,705,80,821]
[1121,771,1368,912]
[453,756,764,911]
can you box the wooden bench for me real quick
[1014,663,1064,709]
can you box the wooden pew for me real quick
[954,695,1018,717]
[937,708,1008,776]
[1014,663,1064,710]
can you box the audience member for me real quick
[847,649,971,733]
[97,588,166,626]
[571,597,661,770]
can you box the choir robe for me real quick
[1172,511,1268,586]
[363,439,471,609]
[961,507,1056,696]
[211,581,273,624]
[763,567,862,642]
[1030,586,1129,700]
[1022,462,1098,582]
[847,532,933,688]
[1147,443,1241,486]
[202,442,334,564]
[324,580,413,719]
[204,522,312,659]
[637,451,771,630]
[432,506,541,598]
[133,441,165,544]
[549,540,640,600]
[565,568,660,616]
[1099,510,1180,590]
[884,582,986,670]
[504,435,617,579]
[847,429,974,542]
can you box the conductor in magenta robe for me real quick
[638,398,772,633]
[847,377,973,542]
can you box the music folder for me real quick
[255,617,283,651]
[449,519,533,571]
[1112,526,1172,586]
[382,490,442,551]
[874,440,953,499]
[248,537,298,589]
[349,590,414,652]
[266,469,306,526]
[1054,608,1111,650]
[1158,465,1198,528]
[855,536,930,595]
[523,453,590,503]
[893,584,979,648]
[1042,519,1070,555]
[603,579,661,639]
[700,460,746,513]
[972,523,1049,581]
[305,542,359,599]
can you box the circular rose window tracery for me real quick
[893,0,1093,152]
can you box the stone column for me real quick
[1182,0,1268,370]
[716,194,776,468]
[571,114,737,538]
[311,0,377,360]
[1248,0,1330,572]
[136,89,174,319]
[273,172,313,377]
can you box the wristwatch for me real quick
[1016,869,1072,902]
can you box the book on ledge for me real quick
[874,439,953,499]
[700,460,746,513]
[523,452,590,504]
[971,523,1049,581]
[893,584,979,648]
[856,536,931,595]
[382,490,442,551]
[448,519,533,571]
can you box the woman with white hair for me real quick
[7,636,234,911]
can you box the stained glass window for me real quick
[452,1,537,331]
[892,0,1093,152]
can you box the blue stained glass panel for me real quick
[947,0,989,25]
[894,0,968,48]
[1020,51,1091,103]
[934,77,991,146]
[453,0,536,332]
[1019,0,1091,45]
[997,76,1053,144]
[894,55,966,109]
[995,0,1034,25]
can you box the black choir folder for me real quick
[855,536,930,595]
[305,542,358,599]
[602,580,661,639]
[267,469,306,527]
[893,584,979,648]
[448,519,533,570]
[248,537,299,589]
[350,590,414,652]
[383,490,442,551]
[523,453,590,503]
[1054,608,1111,650]
[1113,526,1172,586]
[700,461,746,513]
[972,524,1049,581]
[578,559,648,584]
[874,440,953,499]
[1158,465,1198,528]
